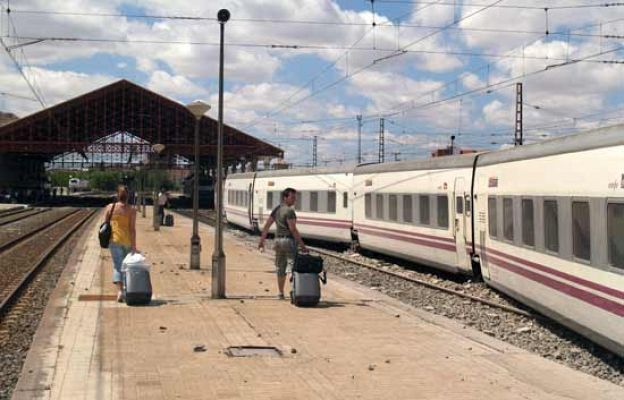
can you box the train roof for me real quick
[227,166,352,180]
[353,153,478,174]
[477,123,624,166]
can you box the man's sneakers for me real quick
[278,293,285,300]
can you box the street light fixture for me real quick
[212,8,230,299]
[186,100,211,270]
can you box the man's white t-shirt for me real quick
[158,192,168,206]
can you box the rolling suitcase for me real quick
[164,214,174,226]
[122,254,153,306]
[290,254,327,307]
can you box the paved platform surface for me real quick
[12,207,624,400]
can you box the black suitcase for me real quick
[164,214,174,226]
[123,266,153,305]
[291,254,327,307]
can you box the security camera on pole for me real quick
[186,101,211,270]
[212,8,230,298]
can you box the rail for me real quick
[0,209,97,313]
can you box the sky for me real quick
[1,0,624,167]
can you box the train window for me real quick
[488,197,497,238]
[295,191,302,211]
[456,196,463,214]
[465,196,471,214]
[267,191,274,210]
[389,194,398,221]
[327,191,336,214]
[572,201,591,261]
[402,195,413,223]
[437,195,449,228]
[544,200,559,253]
[607,203,624,269]
[522,199,535,247]
[310,191,319,212]
[343,192,348,208]
[419,195,430,225]
[503,198,514,241]
[365,194,372,218]
[376,194,384,219]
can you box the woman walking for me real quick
[105,185,138,302]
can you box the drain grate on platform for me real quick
[225,346,282,358]
[78,294,118,301]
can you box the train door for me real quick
[454,177,469,269]
[248,182,254,227]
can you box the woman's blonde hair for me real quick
[116,185,129,204]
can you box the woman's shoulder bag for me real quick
[98,202,116,248]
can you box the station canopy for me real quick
[0,79,282,168]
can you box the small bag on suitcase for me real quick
[291,253,327,307]
[122,253,152,305]
[164,214,174,226]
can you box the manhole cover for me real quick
[225,346,282,358]
[78,294,117,301]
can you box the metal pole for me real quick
[190,117,201,270]
[312,136,318,167]
[515,82,523,146]
[356,114,362,164]
[212,9,230,298]
[379,117,385,163]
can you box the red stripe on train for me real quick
[488,254,624,317]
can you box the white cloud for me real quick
[147,70,208,98]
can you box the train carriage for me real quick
[353,155,477,275]
[473,125,624,357]
[253,168,353,243]
[225,172,255,230]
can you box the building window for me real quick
[310,191,319,212]
[376,194,384,219]
[607,203,624,269]
[402,195,413,223]
[327,191,336,213]
[503,198,514,241]
[419,195,430,225]
[488,197,497,238]
[365,194,371,219]
[522,199,535,246]
[544,200,558,253]
[437,195,449,228]
[389,194,398,221]
[572,201,591,261]
[343,192,348,208]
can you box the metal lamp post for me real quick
[186,101,211,270]
[212,8,230,298]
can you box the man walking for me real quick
[157,188,169,225]
[258,188,307,299]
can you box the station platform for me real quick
[12,208,624,400]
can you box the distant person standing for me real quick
[258,188,307,299]
[105,185,138,302]
[157,189,169,225]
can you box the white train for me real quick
[225,124,624,357]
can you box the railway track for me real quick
[0,208,49,227]
[0,209,96,313]
[0,208,79,252]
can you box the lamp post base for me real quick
[190,235,201,270]
[211,252,226,298]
